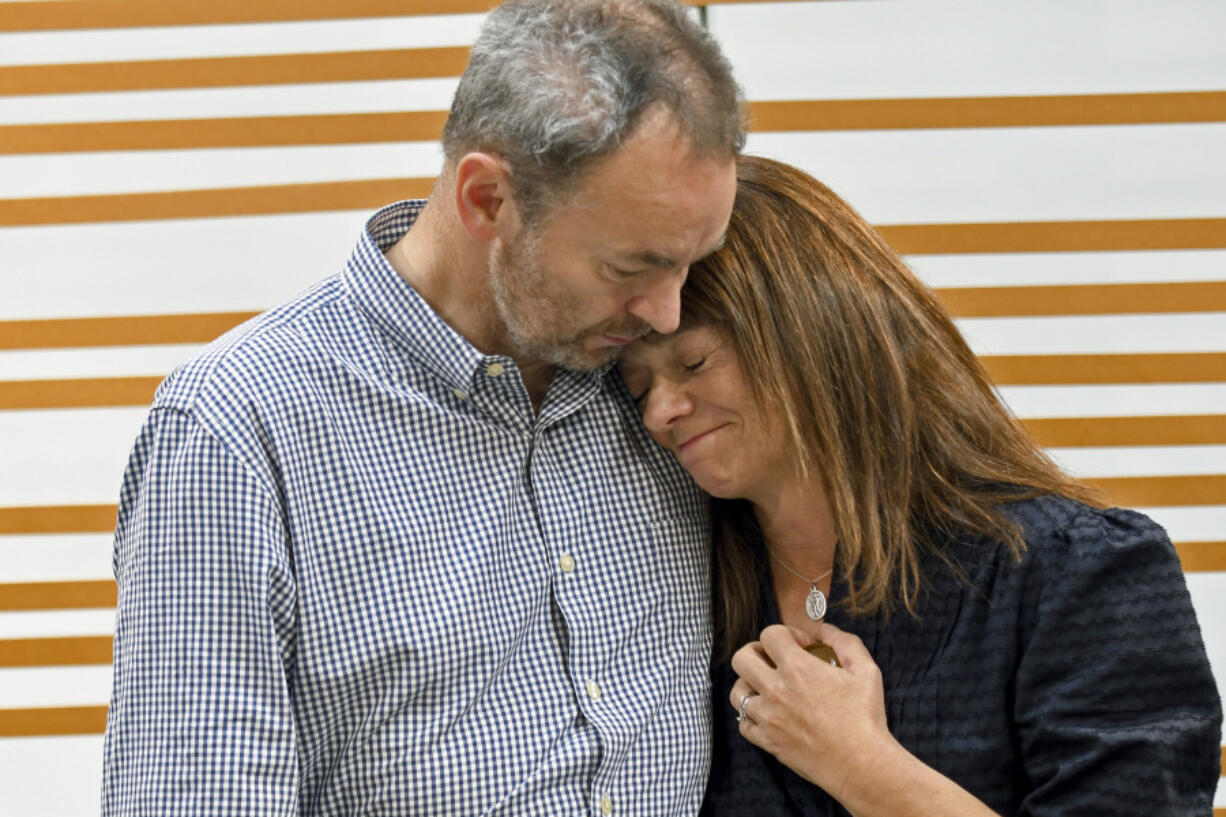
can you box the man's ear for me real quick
[453,152,519,243]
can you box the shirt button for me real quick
[486,362,505,377]
[586,679,602,700]
[600,795,613,814]
[451,389,467,400]
[559,554,575,574]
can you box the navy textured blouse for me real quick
[703,495,1222,816]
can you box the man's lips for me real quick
[677,423,730,453]
[601,334,634,346]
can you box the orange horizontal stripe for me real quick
[0,504,117,534]
[935,281,1226,317]
[0,178,434,227]
[876,218,1226,254]
[0,0,494,31]
[2,180,1222,256]
[6,279,1223,351]
[1021,415,1226,448]
[979,353,1226,385]
[0,47,471,96]
[0,178,434,226]
[0,377,163,410]
[1,112,451,154]
[0,312,259,350]
[0,705,108,738]
[748,92,1226,131]
[8,92,1226,154]
[1175,541,1226,572]
[0,0,785,32]
[0,636,113,668]
[1087,474,1226,507]
[0,580,117,612]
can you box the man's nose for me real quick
[626,270,685,335]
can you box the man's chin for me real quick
[550,344,621,372]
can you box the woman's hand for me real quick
[730,623,1000,817]
[729,622,896,802]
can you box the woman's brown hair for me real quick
[686,155,1105,658]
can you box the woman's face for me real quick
[618,325,789,502]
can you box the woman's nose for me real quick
[641,381,693,438]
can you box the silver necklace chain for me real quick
[767,549,833,621]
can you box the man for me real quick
[102,1,743,814]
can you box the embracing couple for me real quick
[102,1,1219,815]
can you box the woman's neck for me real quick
[752,475,838,573]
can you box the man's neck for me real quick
[383,199,556,412]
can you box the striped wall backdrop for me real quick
[1,0,1224,812]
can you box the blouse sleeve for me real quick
[1012,504,1221,816]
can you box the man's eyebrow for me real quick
[625,250,678,270]
[623,234,727,270]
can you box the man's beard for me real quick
[488,229,645,371]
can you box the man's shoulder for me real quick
[154,274,359,415]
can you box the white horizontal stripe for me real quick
[0,409,145,507]
[2,219,1222,323]
[0,610,115,639]
[1047,446,1226,479]
[1184,573,1226,714]
[957,313,1226,355]
[0,345,199,380]
[5,125,1225,224]
[710,0,1226,99]
[908,250,1226,288]
[0,212,364,321]
[744,124,1226,223]
[998,385,1226,419]
[0,14,485,66]
[0,142,445,198]
[10,407,1226,510]
[0,535,114,584]
[0,666,111,709]
[1134,506,1226,543]
[0,78,461,125]
[0,736,103,817]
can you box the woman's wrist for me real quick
[824,734,999,817]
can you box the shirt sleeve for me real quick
[1012,505,1222,816]
[102,406,299,815]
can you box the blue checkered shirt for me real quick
[103,200,713,816]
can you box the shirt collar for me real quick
[342,200,611,414]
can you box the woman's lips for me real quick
[678,423,729,454]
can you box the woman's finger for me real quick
[730,639,775,690]
[814,621,871,669]
[730,683,761,727]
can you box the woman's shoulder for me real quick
[927,493,1185,607]
[1002,493,1177,567]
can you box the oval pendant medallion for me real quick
[805,587,827,621]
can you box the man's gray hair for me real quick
[442,0,746,225]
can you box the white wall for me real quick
[1,1,1223,813]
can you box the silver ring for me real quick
[737,692,755,725]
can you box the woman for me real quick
[617,155,1221,816]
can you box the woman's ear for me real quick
[453,152,519,243]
